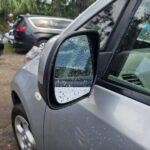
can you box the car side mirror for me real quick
[38,31,99,109]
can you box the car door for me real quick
[43,0,150,150]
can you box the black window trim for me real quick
[97,0,150,106]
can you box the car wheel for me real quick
[37,40,47,50]
[12,104,37,150]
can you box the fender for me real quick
[11,69,46,150]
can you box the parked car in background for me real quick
[0,31,3,42]
[5,29,15,44]
[25,35,60,63]
[0,31,4,55]
[25,46,41,63]
[11,0,150,150]
[8,29,15,44]
[13,15,72,52]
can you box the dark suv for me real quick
[13,15,72,51]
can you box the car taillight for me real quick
[16,26,27,32]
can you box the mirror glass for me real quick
[54,35,94,104]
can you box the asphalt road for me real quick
[0,53,24,150]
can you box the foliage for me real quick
[0,18,8,32]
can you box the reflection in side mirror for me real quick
[54,35,94,104]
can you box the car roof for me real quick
[19,15,73,22]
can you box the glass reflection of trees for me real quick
[82,0,127,48]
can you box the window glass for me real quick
[49,19,72,29]
[14,17,26,27]
[80,0,126,48]
[31,18,71,29]
[107,0,150,96]
[31,18,49,28]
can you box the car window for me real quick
[49,19,72,29]
[31,18,50,28]
[106,0,150,96]
[14,17,26,27]
[30,18,71,29]
[80,0,127,49]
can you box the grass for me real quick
[4,43,21,53]
[4,43,15,53]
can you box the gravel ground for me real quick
[0,53,25,150]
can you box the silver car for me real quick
[11,0,150,150]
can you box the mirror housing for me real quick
[38,31,99,109]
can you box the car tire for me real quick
[12,104,37,150]
[37,39,47,50]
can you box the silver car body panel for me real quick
[44,85,150,150]
[11,58,46,150]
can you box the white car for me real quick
[4,29,14,44]
[25,46,41,63]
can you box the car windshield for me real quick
[30,18,72,30]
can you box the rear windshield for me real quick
[14,17,26,27]
[30,18,71,30]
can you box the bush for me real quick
[0,18,8,32]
